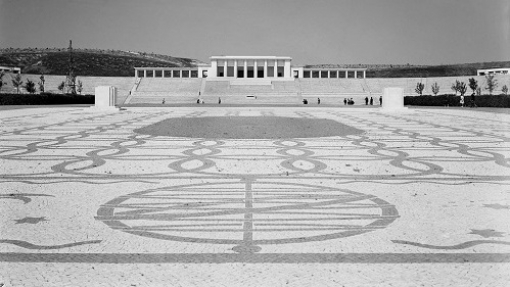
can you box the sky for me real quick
[1,0,509,65]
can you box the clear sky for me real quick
[1,0,509,65]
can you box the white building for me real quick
[134,56,366,80]
[477,68,510,76]
[0,66,21,74]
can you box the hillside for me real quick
[1,47,509,78]
[0,48,203,77]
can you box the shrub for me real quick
[502,85,508,96]
[0,93,94,105]
[458,81,467,96]
[38,74,45,93]
[58,81,65,93]
[431,82,440,96]
[469,77,478,94]
[0,71,4,90]
[12,74,23,93]
[404,94,510,107]
[485,74,498,95]
[415,82,425,96]
[24,79,36,94]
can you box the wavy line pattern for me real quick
[0,239,102,250]
[392,240,510,250]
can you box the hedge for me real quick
[0,93,94,105]
[404,94,510,108]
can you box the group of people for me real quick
[343,96,382,106]
[343,98,355,105]
[363,96,382,106]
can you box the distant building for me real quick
[134,56,367,80]
[477,68,510,76]
[0,66,21,74]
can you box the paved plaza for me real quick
[0,106,509,286]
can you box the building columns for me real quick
[245,60,248,78]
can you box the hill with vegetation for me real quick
[1,47,508,78]
[306,61,510,78]
[0,48,203,77]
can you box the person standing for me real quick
[365,97,368,105]
[344,98,347,105]
[379,96,382,106]
[470,92,475,108]
[369,97,373,105]
[460,95,465,107]
[317,98,321,104]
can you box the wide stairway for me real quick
[200,79,301,105]
[127,78,202,104]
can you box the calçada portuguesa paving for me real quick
[0,106,509,286]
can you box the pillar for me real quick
[254,60,258,78]
[234,60,238,78]
[144,70,147,78]
[264,60,268,79]
[284,60,291,78]
[244,60,247,79]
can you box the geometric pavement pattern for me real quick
[1,106,509,286]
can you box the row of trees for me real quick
[0,72,83,94]
[415,75,507,96]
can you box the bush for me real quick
[404,94,510,108]
[0,93,94,105]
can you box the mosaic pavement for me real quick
[0,106,509,286]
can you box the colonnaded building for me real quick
[127,55,371,105]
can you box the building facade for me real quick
[134,56,366,80]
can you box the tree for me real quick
[476,87,482,96]
[58,81,65,93]
[485,74,498,95]
[24,79,36,94]
[0,71,4,91]
[468,77,478,94]
[431,82,440,96]
[38,74,45,93]
[415,82,425,96]
[451,80,460,95]
[12,73,23,93]
[502,85,508,95]
[458,81,467,96]
[77,80,83,94]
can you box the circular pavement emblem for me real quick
[96,182,399,253]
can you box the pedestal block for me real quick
[381,87,410,112]
[90,86,119,111]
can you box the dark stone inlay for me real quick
[96,181,399,252]
[14,217,47,224]
[134,116,364,139]
[392,239,510,250]
[468,229,505,238]
[0,239,102,250]
[1,252,509,263]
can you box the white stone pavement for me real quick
[0,106,509,286]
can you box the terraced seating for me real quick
[200,93,300,105]
[298,79,367,95]
[127,78,202,104]
[203,81,229,95]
